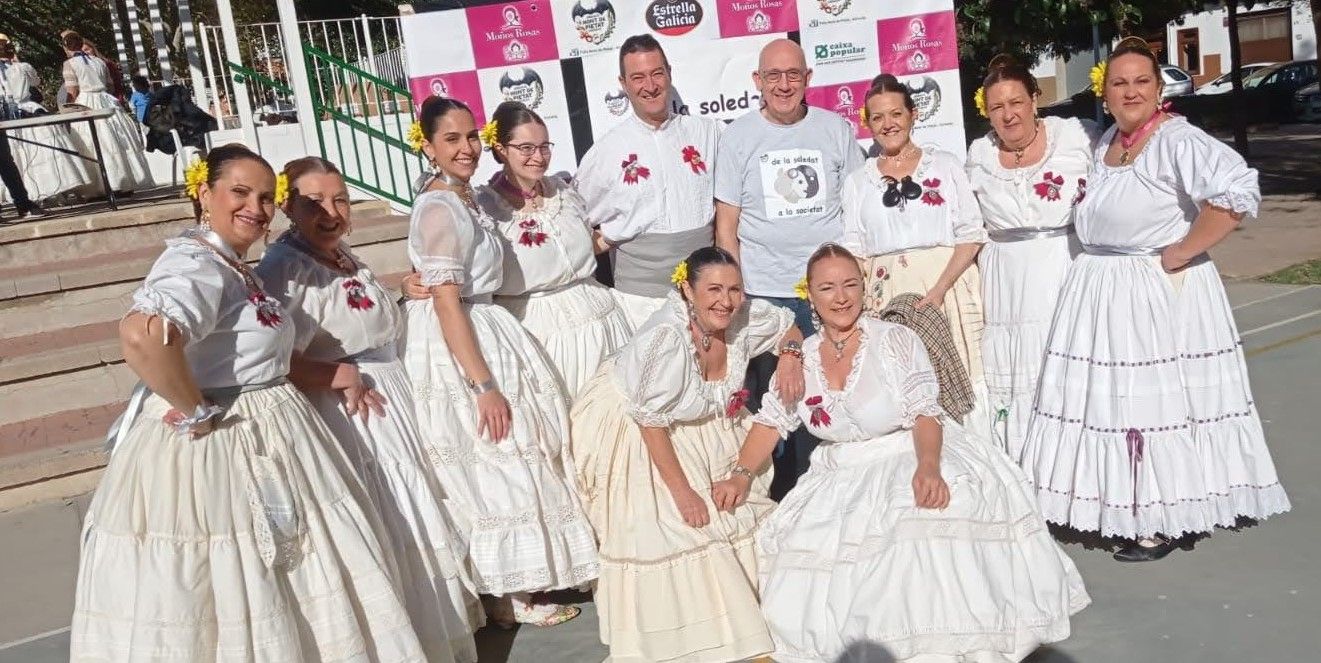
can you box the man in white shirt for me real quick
[575,34,722,328]
[714,38,864,499]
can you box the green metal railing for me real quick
[303,44,424,207]
[226,60,295,122]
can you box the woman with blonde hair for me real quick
[257,156,481,661]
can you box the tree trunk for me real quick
[1313,0,1320,71]
[1226,1,1249,157]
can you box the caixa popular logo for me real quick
[816,0,852,17]
[572,0,616,44]
[500,67,545,109]
[646,0,703,36]
[604,89,629,116]
[905,75,941,123]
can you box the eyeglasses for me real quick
[759,69,806,84]
[881,176,923,209]
[504,142,554,157]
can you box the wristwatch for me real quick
[780,340,804,360]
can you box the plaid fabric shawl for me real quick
[877,292,975,420]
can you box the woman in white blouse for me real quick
[256,157,480,661]
[841,74,991,439]
[0,38,95,203]
[1020,39,1290,562]
[60,30,152,193]
[570,246,804,662]
[69,145,424,661]
[476,101,632,402]
[719,243,1089,663]
[402,96,598,627]
[966,58,1094,458]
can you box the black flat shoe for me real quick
[1114,539,1178,562]
[17,203,46,219]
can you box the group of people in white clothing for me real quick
[70,32,1289,663]
[0,30,152,213]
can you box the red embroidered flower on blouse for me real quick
[343,278,376,310]
[726,389,751,418]
[920,178,945,206]
[682,145,707,174]
[806,395,832,427]
[621,153,651,185]
[1071,177,1088,206]
[1034,171,1065,201]
[517,219,548,247]
[248,291,283,328]
[875,265,889,280]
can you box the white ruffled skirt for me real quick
[401,299,599,596]
[758,423,1090,663]
[979,234,1076,458]
[496,279,633,403]
[70,91,154,193]
[1020,255,1291,538]
[3,121,96,201]
[570,363,776,662]
[70,383,425,662]
[307,350,480,662]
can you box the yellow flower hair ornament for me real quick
[1089,62,1107,97]
[479,119,500,148]
[793,277,810,300]
[406,120,425,154]
[973,86,987,118]
[183,157,208,200]
[274,173,290,206]
[670,260,688,288]
[859,106,868,124]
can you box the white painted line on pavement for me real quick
[1232,284,1319,311]
[0,626,69,652]
[1241,309,1321,337]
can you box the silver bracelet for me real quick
[730,464,755,480]
[469,377,498,394]
[174,403,223,434]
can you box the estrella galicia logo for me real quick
[646,0,703,36]
[572,0,616,45]
[604,89,629,116]
[499,67,545,109]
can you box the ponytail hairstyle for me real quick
[488,100,547,165]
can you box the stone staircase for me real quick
[0,196,412,494]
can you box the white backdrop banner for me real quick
[401,0,966,166]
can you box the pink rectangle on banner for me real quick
[467,1,560,69]
[715,0,799,38]
[408,71,487,125]
[805,80,871,139]
[876,11,958,77]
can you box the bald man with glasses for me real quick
[713,38,863,499]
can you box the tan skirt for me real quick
[570,363,776,662]
[862,246,986,384]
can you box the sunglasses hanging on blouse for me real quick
[881,175,923,209]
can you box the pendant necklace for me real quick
[825,326,860,360]
[1118,109,1165,165]
[999,119,1040,167]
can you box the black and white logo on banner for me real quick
[500,67,546,109]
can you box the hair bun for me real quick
[986,53,1018,72]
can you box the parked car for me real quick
[1160,64,1194,98]
[1194,63,1275,95]
[1244,60,1318,120]
[1296,82,1321,122]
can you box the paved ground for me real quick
[1,281,1318,663]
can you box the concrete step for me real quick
[0,403,116,491]
[0,203,403,303]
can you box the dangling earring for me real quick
[686,301,712,351]
[810,306,822,333]
[199,209,212,232]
